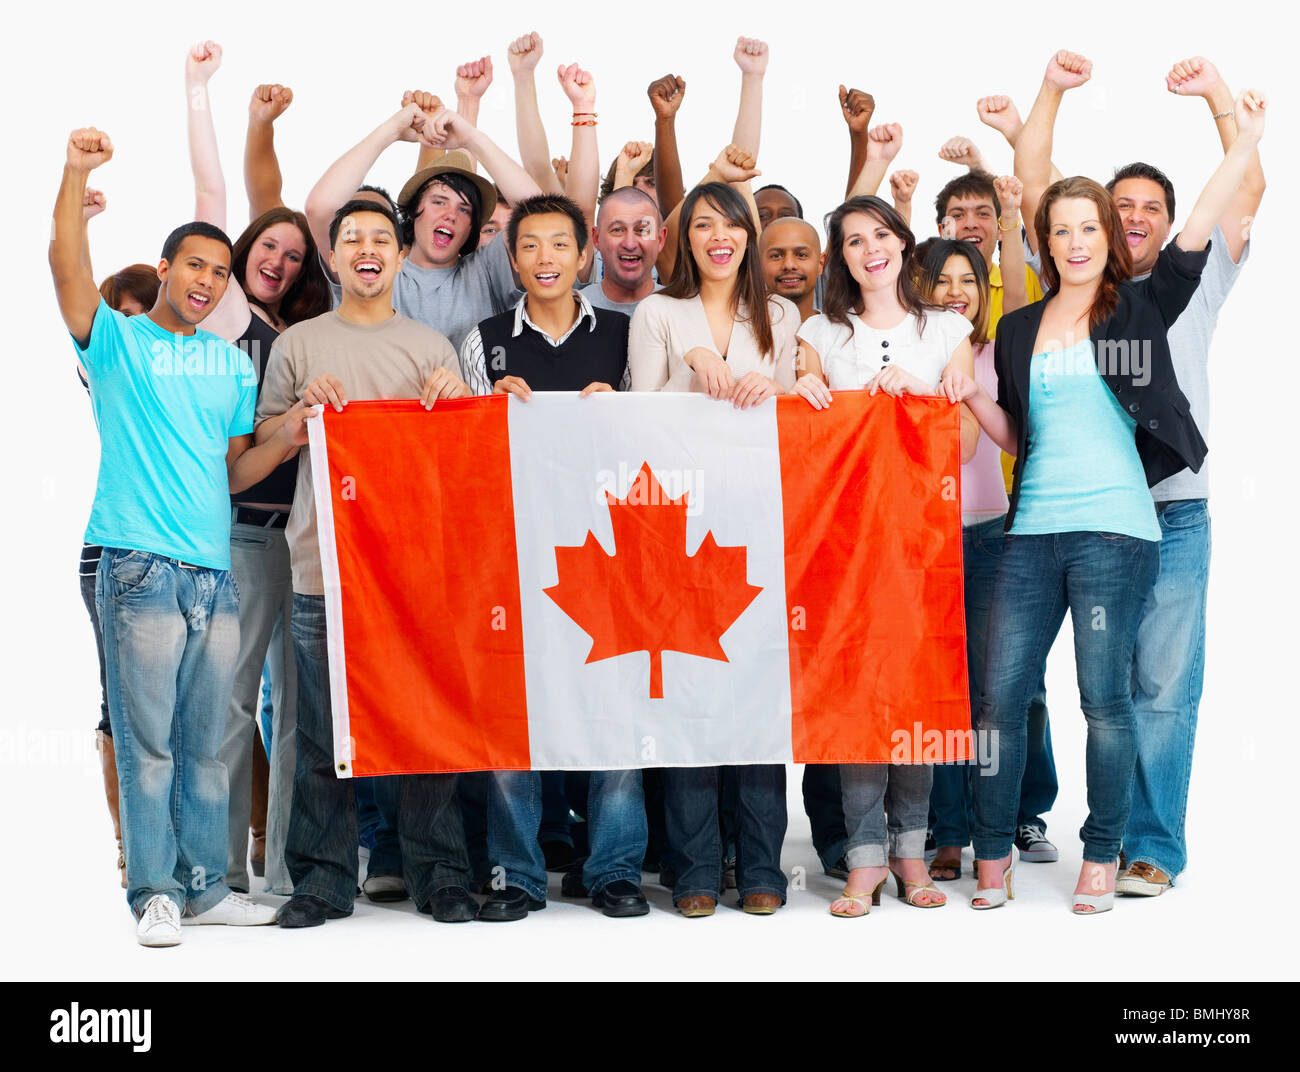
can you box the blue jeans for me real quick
[284,595,469,911]
[663,765,787,902]
[930,517,1058,847]
[96,548,239,918]
[1125,500,1210,881]
[487,769,647,900]
[971,532,1159,864]
[801,765,848,870]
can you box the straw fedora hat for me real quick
[398,150,498,219]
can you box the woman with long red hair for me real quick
[944,89,1266,914]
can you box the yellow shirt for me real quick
[988,263,1044,490]
[986,263,1044,343]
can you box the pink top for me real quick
[962,342,1010,524]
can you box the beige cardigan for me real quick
[627,291,801,392]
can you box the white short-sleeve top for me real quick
[798,307,972,391]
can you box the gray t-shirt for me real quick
[256,310,460,595]
[581,280,659,316]
[1024,226,1246,501]
[330,236,519,356]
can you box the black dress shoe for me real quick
[592,879,650,918]
[276,895,352,929]
[560,869,588,899]
[427,885,477,923]
[477,885,546,922]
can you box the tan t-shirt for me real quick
[628,292,801,392]
[256,310,459,595]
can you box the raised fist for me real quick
[1233,88,1267,143]
[889,170,919,204]
[648,73,686,120]
[976,95,1022,138]
[185,40,222,83]
[866,122,903,162]
[619,141,654,173]
[1166,56,1224,99]
[993,174,1023,216]
[733,37,769,76]
[507,32,543,75]
[250,83,294,124]
[938,136,984,170]
[558,63,596,109]
[838,85,876,133]
[83,187,107,221]
[712,143,761,184]
[456,56,493,99]
[1044,50,1092,91]
[391,102,430,144]
[67,127,114,171]
[401,90,444,119]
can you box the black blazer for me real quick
[994,238,1211,531]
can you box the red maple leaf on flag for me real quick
[544,462,764,699]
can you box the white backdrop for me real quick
[1,0,1295,981]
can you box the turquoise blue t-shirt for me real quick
[76,300,258,569]
[1011,341,1160,542]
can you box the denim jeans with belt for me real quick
[1125,499,1210,881]
[930,517,1058,848]
[487,769,647,900]
[663,765,787,903]
[284,594,470,912]
[972,531,1159,864]
[96,547,239,918]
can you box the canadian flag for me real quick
[308,392,970,775]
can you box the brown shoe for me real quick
[97,730,126,888]
[741,893,782,915]
[1116,861,1171,897]
[676,895,716,918]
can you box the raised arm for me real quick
[1015,50,1092,254]
[849,123,901,199]
[424,108,544,206]
[1166,56,1266,262]
[405,89,446,173]
[507,33,564,194]
[185,41,226,230]
[613,141,653,193]
[51,129,113,347]
[558,62,599,228]
[245,83,293,217]
[731,37,768,157]
[303,103,432,274]
[80,186,106,277]
[978,94,1064,183]
[1174,89,1265,253]
[993,175,1028,315]
[648,74,686,215]
[448,56,493,172]
[890,170,919,229]
[839,85,875,200]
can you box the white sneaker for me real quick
[137,895,183,947]
[181,891,278,927]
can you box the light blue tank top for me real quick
[1011,341,1160,541]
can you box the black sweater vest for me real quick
[478,305,630,391]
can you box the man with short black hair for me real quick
[760,217,823,323]
[460,194,648,921]
[754,183,802,231]
[933,169,1044,340]
[51,128,308,946]
[257,199,479,927]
